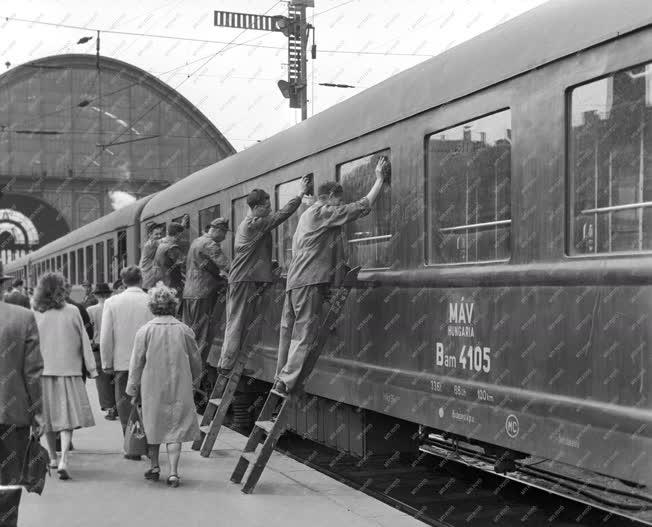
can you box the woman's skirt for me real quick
[41,376,95,432]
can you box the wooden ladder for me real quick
[193,284,268,455]
[230,266,360,494]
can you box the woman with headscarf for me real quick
[32,272,97,480]
[126,283,201,487]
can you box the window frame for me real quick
[62,253,68,282]
[231,195,249,255]
[424,108,513,267]
[274,174,313,272]
[69,251,76,285]
[198,204,221,234]
[566,60,652,259]
[335,149,393,271]
[76,248,84,284]
[85,245,94,283]
[106,238,115,283]
[96,241,105,284]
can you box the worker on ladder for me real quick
[273,157,389,395]
[216,176,312,375]
[181,217,231,414]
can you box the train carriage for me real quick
[6,196,152,300]
[141,0,652,502]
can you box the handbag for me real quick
[20,433,50,495]
[123,404,148,457]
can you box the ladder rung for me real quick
[209,398,222,406]
[240,451,257,464]
[254,420,275,434]
[270,389,288,399]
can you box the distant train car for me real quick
[141,0,652,510]
[6,196,152,300]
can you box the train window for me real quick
[50,258,55,273]
[569,63,652,254]
[69,251,76,285]
[56,255,62,274]
[106,238,114,282]
[198,205,220,234]
[231,196,249,255]
[172,214,191,245]
[426,110,512,264]
[96,241,105,283]
[337,151,392,269]
[62,253,68,281]
[275,175,313,271]
[77,248,84,284]
[85,246,94,283]
[117,230,127,271]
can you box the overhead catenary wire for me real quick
[2,15,435,58]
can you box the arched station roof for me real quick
[0,53,235,159]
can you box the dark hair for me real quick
[11,278,23,288]
[112,279,123,291]
[246,189,270,209]
[317,181,343,197]
[32,272,66,312]
[4,290,30,309]
[121,266,142,286]
[167,222,185,236]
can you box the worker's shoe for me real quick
[271,380,289,397]
[104,408,118,421]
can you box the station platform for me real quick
[19,384,423,527]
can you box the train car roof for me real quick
[7,195,154,270]
[142,0,652,220]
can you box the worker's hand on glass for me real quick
[375,156,390,182]
[300,175,312,196]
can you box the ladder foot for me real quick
[230,457,250,484]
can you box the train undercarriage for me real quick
[419,429,652,525]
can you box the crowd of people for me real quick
[0,158,388,525]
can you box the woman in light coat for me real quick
[126,284,201,487]
[32,272,97,480]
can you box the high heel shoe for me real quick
[167,474,180,488]
[57,468,70,480]
[144,467,160,481]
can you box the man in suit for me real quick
[0,262,43,527]
[100,266,154,459]
[181,217,230,413]
[81,280,98,308]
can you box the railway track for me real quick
[275,432,643,527]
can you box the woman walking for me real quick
[32,273,97,479]
[126,284,201,487]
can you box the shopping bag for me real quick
[123,405,148,457]
[20,434,50,495]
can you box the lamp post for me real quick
[77,31,102,180]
